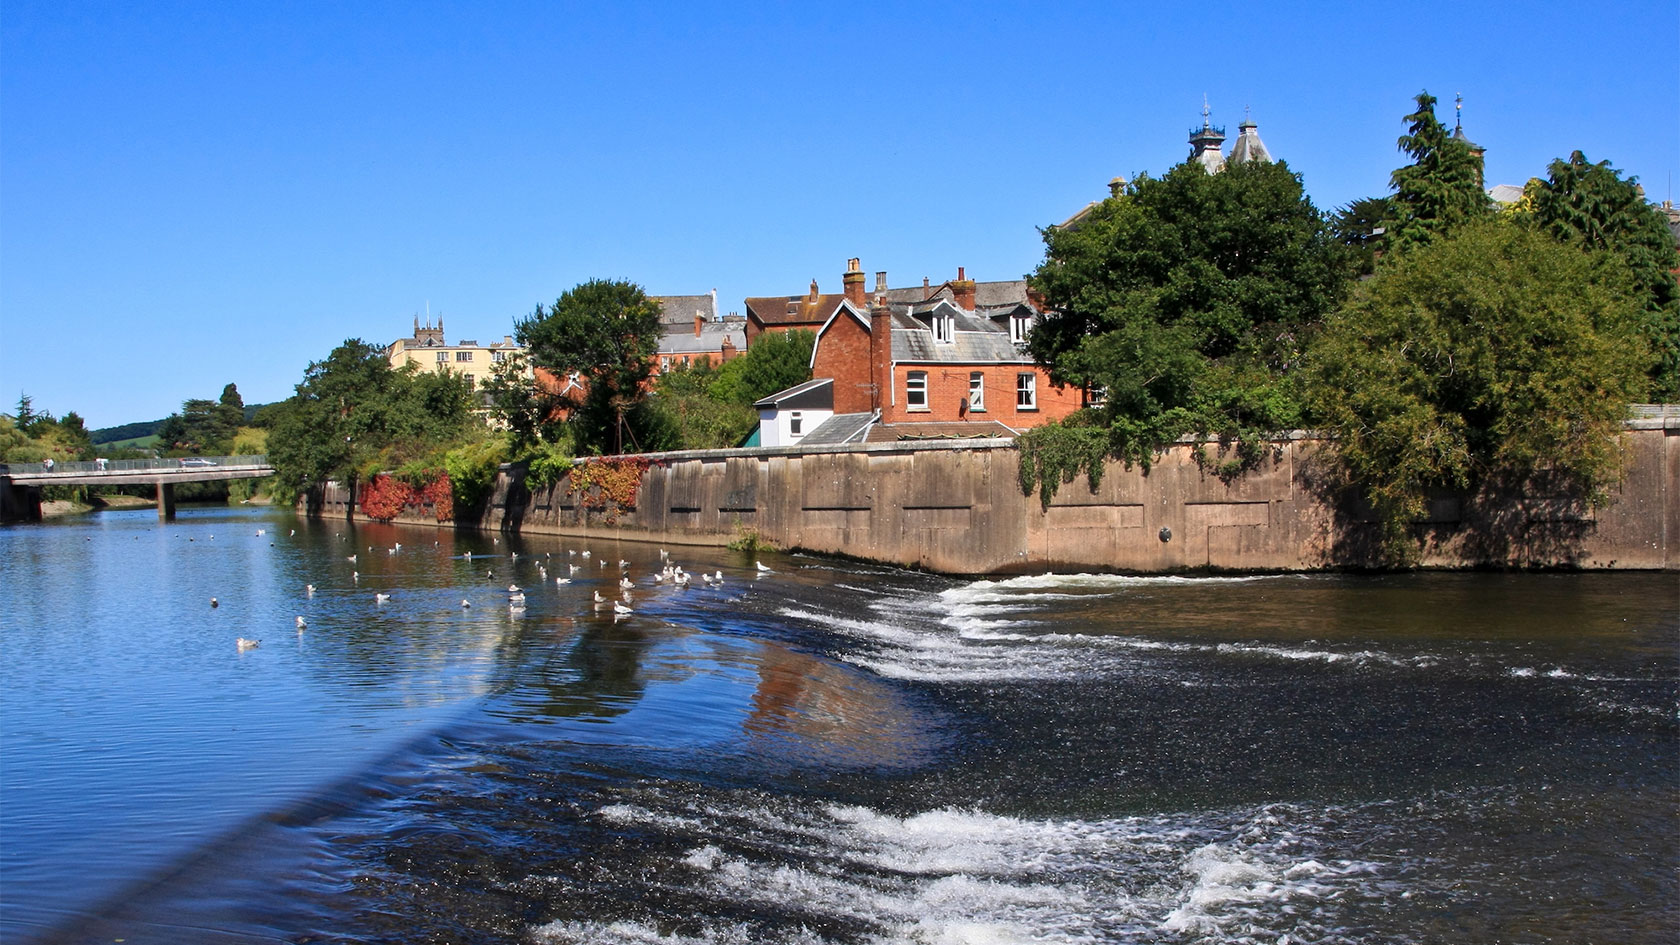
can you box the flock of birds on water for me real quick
[215,528,774,652]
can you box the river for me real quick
[1,505,1674,944]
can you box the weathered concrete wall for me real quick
[463,422,1675,573]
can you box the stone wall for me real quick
[467,421,1675,573]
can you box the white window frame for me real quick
[933,313,955,344]
[789,411,803,437]
[435,350,449,363]
[906,371,929,410]
[1010,314,1032,345]
[491,350,507,363]
[455,350,472,362]
[1016,373,1037,410]
[968,372,985,412]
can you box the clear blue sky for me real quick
[3,0,1676,429]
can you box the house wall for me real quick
[880,363,1083,426]
[758,407,834,448]
[462,421,1677,574]
[812,313,877,414]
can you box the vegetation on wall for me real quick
[565,456,653,524]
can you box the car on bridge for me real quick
[178,458,218,468]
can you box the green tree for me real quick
[646,362,757,450]
[266,339,478,503]
[482,352,568,448]
[1028,158,1344,470]
[1522,151,1680,400]
[1380,91,1490,255]
[708,329,816,405]
[1303,221,1651,562]
[1329,196,1393,277]
[516,279,663,454]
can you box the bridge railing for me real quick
[0,455,270,476]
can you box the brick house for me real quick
[753,260,1085,444]
[653,292,745,375]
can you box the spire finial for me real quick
[1202,94,1211,127]
[1455,92,1463,131]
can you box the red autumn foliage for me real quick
[359,472,455,523]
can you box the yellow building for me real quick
[386,317,525,395]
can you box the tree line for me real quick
[1023,91,1677,561]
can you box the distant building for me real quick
[386,316,524,398]
[653,291,745,374]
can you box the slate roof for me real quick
[654,294,717,329]
[753,378,832,410]
[888,301,1034,364]
[879,279,1030,309]
[864,420,1018,442]
[798,411,877,446]
[1487,183,1526,205]
[660,324,745,355]
[1228,120,1273,164]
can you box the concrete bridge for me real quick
[0,455,275,522]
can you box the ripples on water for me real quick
[2,508,1675,944]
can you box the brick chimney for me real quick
[951,266,977,310]
[875,271,888,294]
[720,335,738,361]
[843,258,866,307]
[694,312,703,337]
[870,294,893,414]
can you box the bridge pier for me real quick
[157,482,177,521]
[1,480,42,523]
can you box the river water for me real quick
[1,505,1674,944]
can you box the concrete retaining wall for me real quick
[460,422,1675,573]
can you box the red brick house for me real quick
[754,260,1085,443]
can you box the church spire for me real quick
[1229,106,1273,164]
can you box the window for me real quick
[464,373,474,389]
[436,351,449,363]
[789,412,803,436]
[456,351,473,362]
[1010,314,1032,345]
[968,372,985,412]
[1085,385,1107,408]
[660,356,671,370]
[491,350,507,363]
[932,312,955,343]
[1016,373,1037,410]
[906,371,928,410]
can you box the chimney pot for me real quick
[875,271,887,293]
[843,259,867,307]
[957,266,965,281]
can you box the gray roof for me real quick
[888,300,1034,364]
[1229,120,1273,164]
[754,377,832,409]
[1487,183,1525,205]
[879,279,1030,308]
[659,316,745,356]
[654,293,717,329]
[797,411,877,446]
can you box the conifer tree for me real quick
[1381,92,1490,255]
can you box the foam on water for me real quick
[554,791,1393,945]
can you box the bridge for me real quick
[0,455,275,522]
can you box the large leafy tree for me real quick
[1304,221,1651,562]
[267,339,476,500]
[1028,158,1344,468]
[1380,92,1490,255]
[516,279,663,454]
[1521,151,1680,400]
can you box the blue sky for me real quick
[3,0,1676,429]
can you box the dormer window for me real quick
[1009,313,1033,345]
[932,312,955,344]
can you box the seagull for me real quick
[556,577,571,586]
[290,529,296,537]
[296,616,307,630]
[598,559,608,568]
[756,561,772,572]
[461,598,472,608]
[236,638,260,651]
[347,554,358,563]
[580,550,591,559]
[508,584,522,593]
[619,576,634,590]
[210,597,219,608]
[568,564,581,574]
[612,601,633,616]
[594,591,607,603]
[375,592,392,604]
[305,584,316,596]
[618,559,629,568]
[256,529,265,536]
[511,551,520,560]
[659,549,669,561]
[352,571,360,582]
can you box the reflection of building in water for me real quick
[744,643,931,767]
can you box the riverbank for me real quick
[40,494,157,517]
